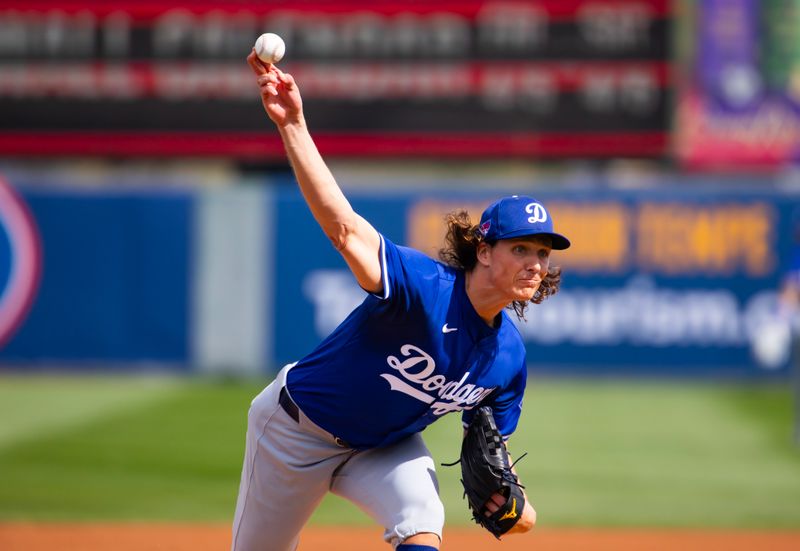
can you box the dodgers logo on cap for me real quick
[0,178,42,347]
[478,195,570,250]
[525,202,548,224]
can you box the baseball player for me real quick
[232,51,571,551]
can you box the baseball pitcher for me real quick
[231,49,571,551]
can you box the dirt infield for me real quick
[2,523,800,551]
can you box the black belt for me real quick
[279,386,350,448]
[279,386,300,423]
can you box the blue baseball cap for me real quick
[478,195,571,250]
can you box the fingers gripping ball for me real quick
[448,407,526,538]
[255,33,285,64]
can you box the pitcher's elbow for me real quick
[327,219,356,252]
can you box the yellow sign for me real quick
[636,203,774,276]
[405,199,776,276]
[546,201,629,272]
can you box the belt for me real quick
[278,386,350,448]
[279,386,300,423]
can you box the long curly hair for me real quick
[438,210,562,320]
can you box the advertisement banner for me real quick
[676,0,800,168]
[272,184,796,377]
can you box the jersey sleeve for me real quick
[490,363,527,438]
[372,234,442,312]
[462,359,527,439]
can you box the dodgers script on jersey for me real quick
[285,235,528,449]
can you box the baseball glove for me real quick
[445,406,526,538]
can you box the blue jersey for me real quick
[286,235,528,449]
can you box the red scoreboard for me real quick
[0,1,672,158]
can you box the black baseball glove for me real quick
[445,406,526,538]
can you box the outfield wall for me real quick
[1,175,797,377]
[0,182,192,368]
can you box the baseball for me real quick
[254,32,285,64]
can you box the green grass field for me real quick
[1,374,799,528]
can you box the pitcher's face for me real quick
[482,236,552,302]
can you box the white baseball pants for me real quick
[231,365,445,551]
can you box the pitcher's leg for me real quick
[231,381,351,551]
[330,434,444,548]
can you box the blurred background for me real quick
[1,0,800,543]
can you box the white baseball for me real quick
[254,33,285,64]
